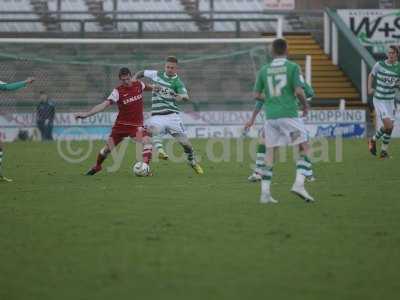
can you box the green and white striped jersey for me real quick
[143,70,188,114]
[371,61,400,102]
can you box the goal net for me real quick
[0,38,311,140]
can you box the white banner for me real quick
[338,9,400,53]
[0,110,365,127]
[189,123,366,139]
[0,110,366,141]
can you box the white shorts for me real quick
[373,99,396,121]
[263,117,308,148]
[146,113,186,136]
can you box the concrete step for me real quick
[288,44,321,50]
[313,70,345,77]
[288,40,319,46]
[307,54,331,60]
[294,59,335,66]
[312,82,353,88]
[315,87,358,93]
[297,65,340,71]
[290,49,325,55]
[284,34,313,39]
[317,92,360,99]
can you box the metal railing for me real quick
[0,17,282,37]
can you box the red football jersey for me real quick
[107,80,146,127]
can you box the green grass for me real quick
[1,139,400,300]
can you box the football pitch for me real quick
[1,139,399,300]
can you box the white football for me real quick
[133,162,150,177]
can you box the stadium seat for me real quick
[199,0,291,32]
[199,0,265,11]
[0,0,290,33]
[0,0,45,32]
[106,0,197,32]
[60,0,102,32]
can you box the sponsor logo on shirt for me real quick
[379,75,399,85]
[122,94,142,105]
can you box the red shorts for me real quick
[109,125,149,146]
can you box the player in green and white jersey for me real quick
[134,56,203,175]
[245,81,315,183]
[253,38,313,203]
[0,77,35,182]
[368,45,400,159]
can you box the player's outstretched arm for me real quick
[133,71,145,80]
[0,77,34,91]
[143,82,160,92]
[75,100,112,119]
[175,94,190,102]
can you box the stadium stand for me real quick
[30,0,61,31]
[108,0,197,32]
[0,0,292,33]
[0,0,45,32]
[196,0,291,32]
[198,0,263,11]
[59,0,101,32]
[86,0,114,31]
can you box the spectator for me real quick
[36,91,55,141]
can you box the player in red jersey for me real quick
[75,68,153,176]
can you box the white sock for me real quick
[261,180,271,195]
[294,170,305,187]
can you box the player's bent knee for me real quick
[142,136,152,144]
[299,141,309,152]
[172,133,190,145]
[145,126,154,135]
[100,146,111,156]
[148,125,161,135]
[175,136,192,152]
[385,127,393,135]
[383,118,394,129]
[180,140,192,150]
[384,124,394,131]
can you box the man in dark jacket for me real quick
[36,91,55,141]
